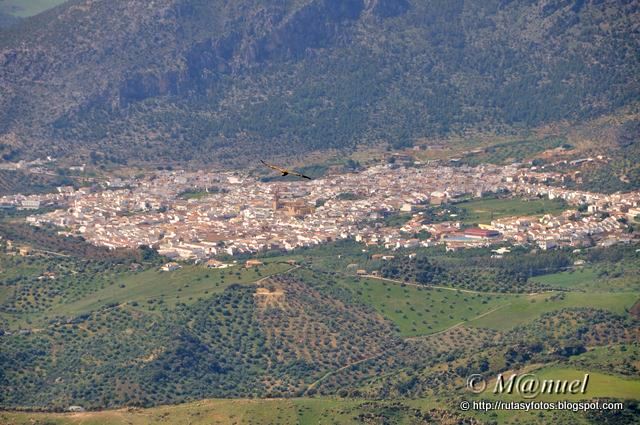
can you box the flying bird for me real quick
[260,160,312,180]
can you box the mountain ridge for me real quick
[0,0,638,164]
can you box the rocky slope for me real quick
[0,0,638,165]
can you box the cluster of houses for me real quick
[10,160,638,262]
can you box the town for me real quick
[3,159,639,262]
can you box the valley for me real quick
[0,1,638,423]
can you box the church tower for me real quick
[273,189,282,211]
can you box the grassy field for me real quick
[60,261,292,314]
[340,273,638,336]
[343,277,515,336]
[531,267,640,292]
[414,134,522,161]
[177,189,224,200]
[414,136,568,165]
[2,232,638,423]
[456,197,569,224]
[0,398,444,425]
[465,363,640,424]
[530,269,600,290]
[467,291,638,330]
[405,398,594,425]
[482,367,640,402]
[0,259,293,330]
[0,285,14,305]
[1,399,338,425]
[458,138,566,166]
[0,0,65,17]
[567,344,640,376]
[5,385,638,425]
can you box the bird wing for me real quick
[291,171,312,180]
[261,160,311,179]
[260,160,288,174]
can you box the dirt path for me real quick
[31,248,71,257]
[303,293,513,392]
[255,265,300,284]
[302,289,513,393]
[305,352,385,394]
[405,303,510,341]
[362,274,548,297]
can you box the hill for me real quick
[2,392,639,424]
[2,234,639,412]
[0,0,638,165]
[0,1,66,19]
[0,398,485,425]
[0,258,401,408]
[0,12,19,29]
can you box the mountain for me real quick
[0,0,638,165]
[0,12,20,29]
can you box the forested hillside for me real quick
[1,236,638,410]
[0,0,638,165]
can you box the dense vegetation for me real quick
[0,0,638,164]
[0,0,65,19]
[377,249,567,293]
[536,119,640,194]
[1,233,638,413]
[458,138,567,167]
[0,203,638,425]
[0,222,146,260]
[0,170,74,196]
[569,141,640,194]
[0,271,399,408]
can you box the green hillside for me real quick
[0,0,65,18]
[0,0,638,164]
[467,292,638,331]
[1,228,639,421]
[343,276,514,336]
[0,398,488,425]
